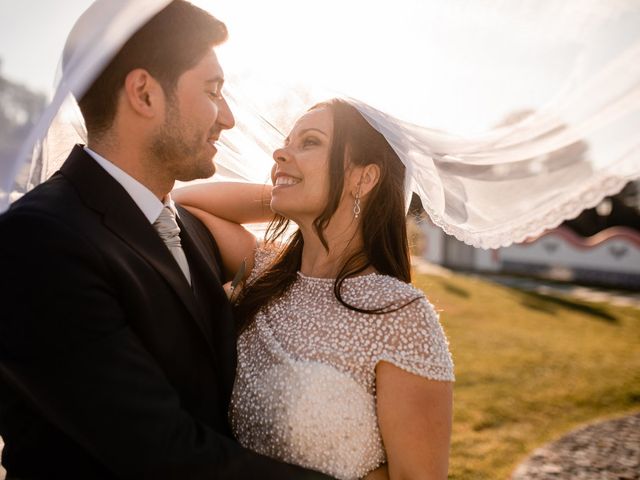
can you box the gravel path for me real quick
[511,412,640,480]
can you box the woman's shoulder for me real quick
[245,242,282,283]
[348,273,433,312]
[360,276,455,381]
[254,242,281,265]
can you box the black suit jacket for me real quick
[0,146,330,479]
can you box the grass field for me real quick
[413,271,640,479]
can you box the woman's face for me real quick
[270,107,334,223]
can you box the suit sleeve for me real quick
[0,210,332,480]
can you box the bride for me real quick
[174,98,455,480]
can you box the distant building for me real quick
[414,183,640,289]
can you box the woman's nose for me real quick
[273,147,287,163]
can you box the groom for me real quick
[0,1,330,479]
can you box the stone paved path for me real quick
[511,413,640,480]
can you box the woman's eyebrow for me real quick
[284,127,328,144]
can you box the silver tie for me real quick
[153,205,191,285]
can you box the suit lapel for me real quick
[102,210,205,326]
[176,215,221,349]
[59,146,211,344]
[177,208,237,396]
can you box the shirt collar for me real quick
[84,146,169,224]
[163,195,180,217]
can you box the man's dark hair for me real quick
[78,0,227,138]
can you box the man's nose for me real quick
[217,96,235,130]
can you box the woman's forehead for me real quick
[290,106,333,136]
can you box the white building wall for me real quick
[420,220,445,264]
[499,231,640,274]
[475,248,501,271]
[415,217,640,286]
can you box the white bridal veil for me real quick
[1,0,639,248]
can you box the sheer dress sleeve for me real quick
[373,292,455,383]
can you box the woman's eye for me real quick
[208,91,222,100]
[303,137,319,147]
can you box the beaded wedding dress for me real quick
[229,248,455,479]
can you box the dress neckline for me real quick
[296,271,381,282]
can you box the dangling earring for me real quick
[353,189,361,219]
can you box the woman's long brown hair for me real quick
[233,99,415,335]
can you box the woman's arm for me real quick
[173,182,274,224]
[363,464,389,480]
[173,182,274,283]
[375,362,453,480]
[182,206,257,284]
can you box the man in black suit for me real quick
[0,2,330,479]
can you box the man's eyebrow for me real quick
[284,128,328,144]
[205,77,224,85]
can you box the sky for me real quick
[0,0,637,136]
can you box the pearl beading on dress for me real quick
[230,248,455,480]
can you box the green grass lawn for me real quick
[413,271,640,480]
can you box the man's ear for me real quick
[357,163,381,198]
[122,68,163,119]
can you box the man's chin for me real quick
[201,162,216,179]
[177,162,216,182]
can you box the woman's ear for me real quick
[357,163,381,197]
[122,68,164,119]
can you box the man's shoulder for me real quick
[0,174,88,235]
[8,173,75,209]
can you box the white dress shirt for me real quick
[83,146,178,222]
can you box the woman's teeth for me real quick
[275,176,300,186]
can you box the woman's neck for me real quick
[297,214,371,279]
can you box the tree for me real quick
[0,59,47,161]
[565,181,640,235]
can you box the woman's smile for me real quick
[273,173,302,188]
